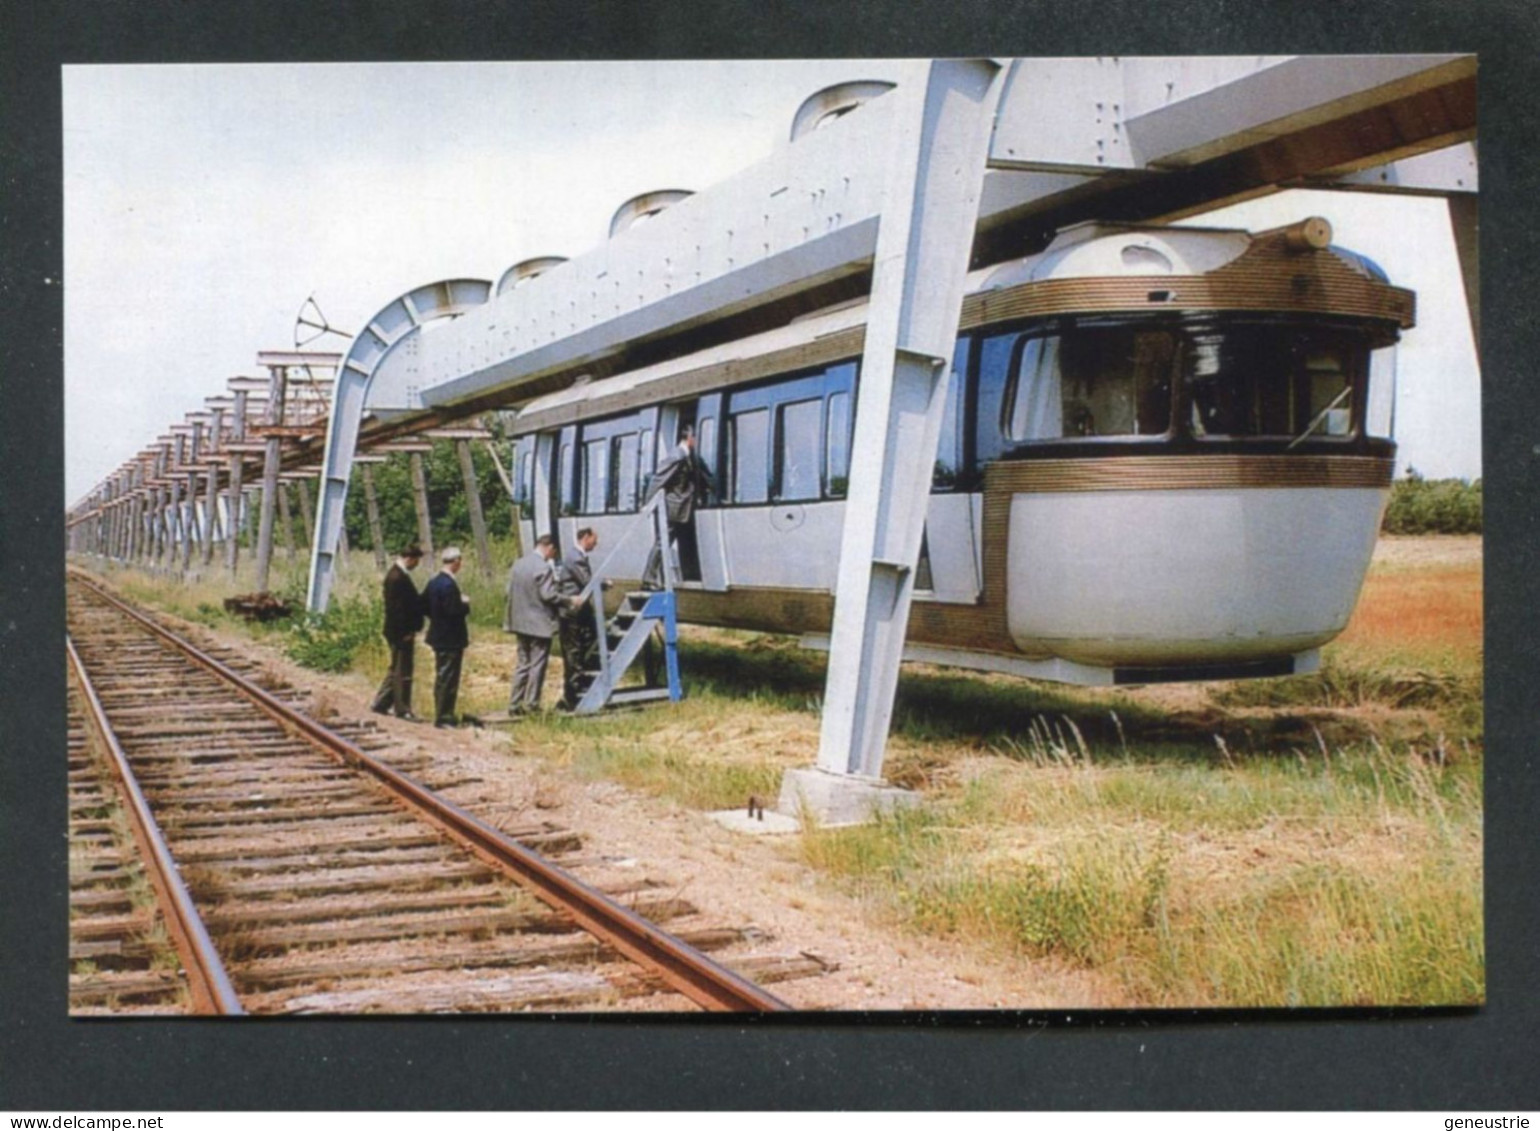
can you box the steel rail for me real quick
[69,572,790,1013]
[65,633,247,1015]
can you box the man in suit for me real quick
[642,426,713,588]
[504,534,574,714]
[556,526,603,710]
[370,544,425,720]
[424,546,471,728]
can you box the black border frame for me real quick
[4,0,1536,1110]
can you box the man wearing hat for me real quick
[424,546,472,727]
[371,544,425,720]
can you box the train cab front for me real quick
[984,218,1414,684]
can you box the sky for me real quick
[62,60,1482,506]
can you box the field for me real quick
[84,534,1484,1008]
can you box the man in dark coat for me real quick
[370,544,425,720]
[424,546,471,727]
[503,534,572,714]
[555,527,603,709]
[642,427,713,587]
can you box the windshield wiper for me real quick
[1287,385,1353,450]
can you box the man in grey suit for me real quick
[556,526,603,709]
[504,534,574,714]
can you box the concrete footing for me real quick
[706,807,801,835]
[775,767,920,828]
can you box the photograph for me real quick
[59,55,1484,1017]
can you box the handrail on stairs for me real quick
[568,488,676,690]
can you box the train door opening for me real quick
[654,400,708,585]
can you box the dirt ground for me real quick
[1369,533,1483,570]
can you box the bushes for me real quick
[281,592,382,672]
[1382,471,1482,535]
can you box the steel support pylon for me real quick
[812,59,1005,783]
[305,278,490,613]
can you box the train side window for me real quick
[776,398,823,501]
[826,391,851,498]
[516,450,534,510]
[582,437,610,514]
[558,442,576,517]
[1004,327,1174,441]
[934,338,968,489]
[731,408,770,504]
[613,431,641,511]
[696,416,719,503]
[1366,348,1396,438]
[975,330,1022,464]
[1003,335,1063,440]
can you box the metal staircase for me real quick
[567,493,684,715]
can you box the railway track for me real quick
[68,680,203,1013]
[65,571,812,1014]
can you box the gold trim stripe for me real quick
[987,454,1396,493]
[960,231,1416,331]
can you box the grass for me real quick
[71,533,1485,1008]
[804,736,1482,1006]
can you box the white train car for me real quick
[510,214,1413,686]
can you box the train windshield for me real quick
[993,319,1376,449]
[1185,324,1364,441]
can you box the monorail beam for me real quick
[792,60,1005,811]
[973,59,1476,264]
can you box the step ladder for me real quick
[567,492,684,715]
[572,589,682,715]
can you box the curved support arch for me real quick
[306,278,491,612]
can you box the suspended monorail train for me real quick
[510,215,1413,686]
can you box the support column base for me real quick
[776,767,920,828]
